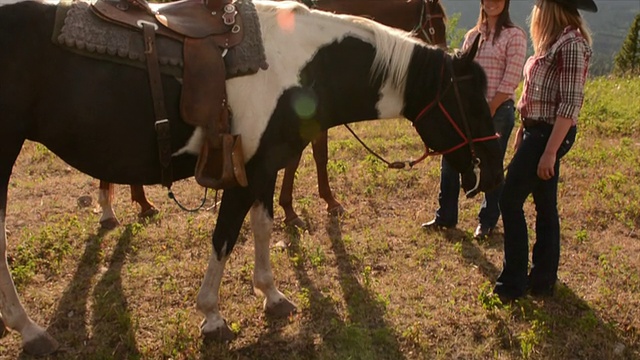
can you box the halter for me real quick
[416,0,446,47]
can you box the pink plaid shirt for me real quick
[463,26,527,102]
[517,27,592,124]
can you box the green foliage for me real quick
[478,282,502,310]
[580,76,640,136]
[518,319,548,359]
[446,13,468,49]
[614,13,640,75]
[11,216,79,288]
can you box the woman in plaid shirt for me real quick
[422,0,526,238]
[493,0,596,301]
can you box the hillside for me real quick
[444,0,640,74]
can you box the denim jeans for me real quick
[495,123,577,297]
[433,100,515,227]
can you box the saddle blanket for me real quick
[53,0,268,78]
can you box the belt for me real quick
[522,118,552,128]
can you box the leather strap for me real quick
[143,22,174,188]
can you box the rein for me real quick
[350,53,499,194]
[168,187,210,212]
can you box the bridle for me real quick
[411,54,499,195]
[416,0,446,47]
[347,53,499,196]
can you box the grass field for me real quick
[1,75,639,359]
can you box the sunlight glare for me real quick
[277,9,296,32]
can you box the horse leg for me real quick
[312,131,344,215]
[197,173,296,341]
[130,185,158,219]
[251,203,296,317]
[197,185,256,341]
[98,180,120,230]
[0,142,59,355]
[278,154,306,228]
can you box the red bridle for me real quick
[405,54,499,169]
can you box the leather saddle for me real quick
[91,0,249,190]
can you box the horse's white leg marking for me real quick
[196,245,229,334]
[0,209,58,354]
[97,186,117,225]
[250,204,287,308]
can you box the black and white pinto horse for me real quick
[0,0,503,355]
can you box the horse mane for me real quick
[255,0,427,94]
[346,15,424,91]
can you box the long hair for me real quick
[474,0,518,44]
[530,0,593,54]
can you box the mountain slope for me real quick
[443,0,640,74]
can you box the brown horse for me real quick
[97,0,447,230]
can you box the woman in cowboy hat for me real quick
[422,0,527,239]
[493,0,597,301]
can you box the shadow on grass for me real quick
[488,285,639,359]
[322,215,405,360]
[451,228,503,281]
[447,231,638,358]
[32,231,105,359]
[209,215,405,360]
[275,214,403,360]
[35,226,139,359]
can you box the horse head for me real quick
[419,0,447,48]
[407,34,504,198]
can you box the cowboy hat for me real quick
[546,0,598,12]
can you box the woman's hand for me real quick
[537,151,557,180]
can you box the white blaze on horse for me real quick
[0,0,502,355]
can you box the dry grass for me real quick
[1,76,639,359]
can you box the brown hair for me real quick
[530,0,593,54]
[474,0,519,44]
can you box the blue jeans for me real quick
[433,100,515,227]
[495,123,577,297]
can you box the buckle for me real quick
[155,119,169,128]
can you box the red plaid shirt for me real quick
[463,26,527,102]
[517,26,592,124]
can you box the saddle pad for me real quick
[54,0,268,78]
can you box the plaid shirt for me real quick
[517,26,592,124]
[463,26,527,102]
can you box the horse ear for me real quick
[463,34,481,62]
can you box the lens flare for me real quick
[292,92,317,119]
[277,9,296,32]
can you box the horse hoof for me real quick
[23,332,59,356]
[327,204,345,216]
[138,207,159,219]
[201,322,236,343]
[77,195,93,208]
[100,218,120,230]
[284,217,307,229]
[274,240,289,250]
[265,298,297,318]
